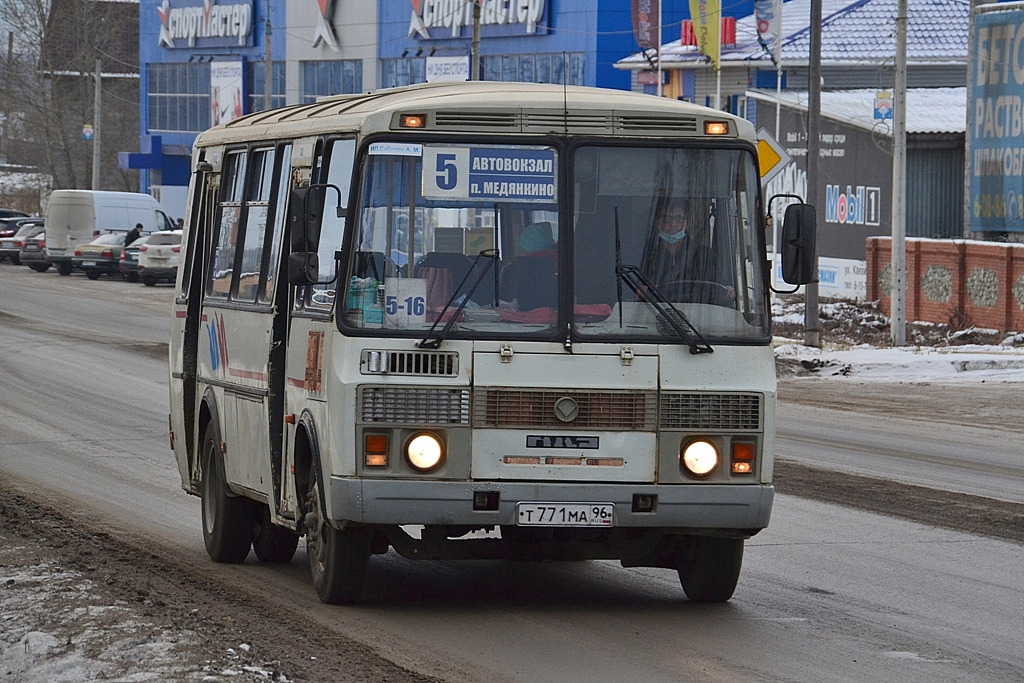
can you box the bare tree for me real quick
[0,0,139,195]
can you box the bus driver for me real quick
[640,197,736,304]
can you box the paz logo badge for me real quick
[313,0,339,50]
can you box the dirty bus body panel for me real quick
[168,82,814,605]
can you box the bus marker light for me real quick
[284,414,295,424]
[365,454,388,467]
[504,456,541,465]
[400,114,426,128]
[365,434,388,467]
[705,121,729,135]
[732,461,752,474]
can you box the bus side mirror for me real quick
[288,252,319,285]
[781,203,816,285]
[288,187,323,253]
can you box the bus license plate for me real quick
[516,503,614,527]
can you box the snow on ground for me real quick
[772,297,1024,383]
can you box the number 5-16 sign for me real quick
[422,146,557,203]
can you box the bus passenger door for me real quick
[170,161,214,492]
[280,138,356,515]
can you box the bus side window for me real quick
[207,150,247,299]
[235,146,276,302]
[261,143,292,303]
[308,138,355,309]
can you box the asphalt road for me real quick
[1,264,1022,682]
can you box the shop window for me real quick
[301,60,363,103]
[248,61,287,112]
[148,63,210,133]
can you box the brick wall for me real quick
[866,237,1024,333]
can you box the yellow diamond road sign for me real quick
[756,128,792,185]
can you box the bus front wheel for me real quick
[306,473,371,604]
[677,536,743,603]
[200,420,253,563]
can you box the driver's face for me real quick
[660,211,687,235]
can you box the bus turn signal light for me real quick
[365,434,388,467]
[400,114,426,128]
[704,121,729,135]
[731,442,755,474]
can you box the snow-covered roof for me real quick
[747,87,967,134]
[617,0,969,68]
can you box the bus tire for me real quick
[85,269,101,280]
[306,472,370,604]
[57,262,73,276]
[253,504,299,563]
[200,420,253,563]
[677,536,743,603]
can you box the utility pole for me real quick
[804,0,822,347]
[890,0,908,345]
[2,32,12,164]
[92,57,101,191]
[471,0,481,81]
[264,12,272,111]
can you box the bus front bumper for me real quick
[327,477,773,531]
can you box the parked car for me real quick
[19,231,50,272]
[0,219,45,265]
[137,229,182,285]
[118,234,150,282]
[0,210,30,244]
[73,232,127,280]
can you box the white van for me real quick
[45,190,174,275]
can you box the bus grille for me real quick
[474,389,656,430]
[660,393,762,431]
[618,114,699,132]
[360,387,471,425]
[434,111,518,130]
[361,350,459,376]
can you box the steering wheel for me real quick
[658,279,733,305]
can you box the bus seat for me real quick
[354,251,385,281]
[501,255,557,311]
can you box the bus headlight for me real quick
[681,439,719,477]
[406,433,444,471]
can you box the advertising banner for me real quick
[210,61,244,127]
[426,56,469,82]
[754,0,782,66]
[157,0,254,49]
[407,0,548,40]
[970,7,1024,232]
[689,0,721,70]
[631,0,659,51]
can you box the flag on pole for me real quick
[631,0,660,51]
[689,0,721,70]
[754,0,783,66]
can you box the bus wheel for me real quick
[253,504,298,563]
[85,269,101,280]
[56,262,73,276]
[677,536,743,603]
[306,473,371,604]
[200,420,253,563]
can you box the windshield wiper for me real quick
[418,249,498,349]
[615,264,714,354]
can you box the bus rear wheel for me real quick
[677,536,744,603]
[200,420,253,563]
[253,504,298,563]
[306,473,371,604]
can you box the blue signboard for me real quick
[970,8,1024,232]
[421,146,556,202]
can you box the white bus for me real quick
[169,82,814,604]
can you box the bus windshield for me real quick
[343,141,768,343]
[572,145,769,342]
[344,142,561,337]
